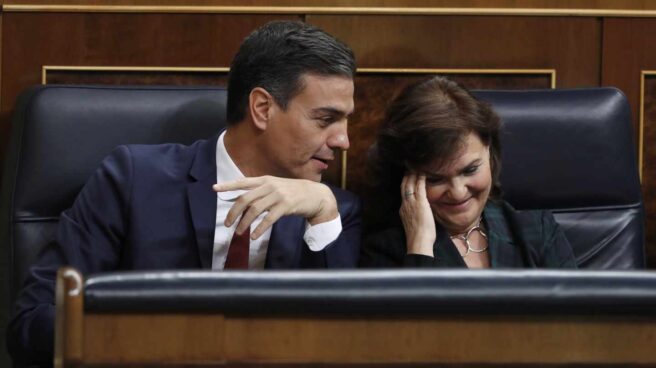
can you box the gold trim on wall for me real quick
[639,71,653,181]
[41,65,556,190]
[358,68,557,89]
[9,5,656,17]
[41,65,230,84]
[341,151,347,189]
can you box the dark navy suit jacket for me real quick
[8,134,362,366]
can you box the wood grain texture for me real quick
[7,0,656,11]
[44,69,229,86]
[602,18,656,267]
[0,12,302,187]
[84,314,226,364]
[308,15,600,89]
[2,12,300,109]
[55,268,84,367]
[80,313,656,365]
[0,12,7,368]
[601,18,647,139]
[641,77,656,268]
[1,12,299,113]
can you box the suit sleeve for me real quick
[360,230,399,268]
[540,211,578,268]
[323,189,362,268]
[7,146,133,366]
[360,227,435,268]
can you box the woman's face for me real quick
[422,132,492,234]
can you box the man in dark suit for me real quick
[8,20,360,366]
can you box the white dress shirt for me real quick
[212,131,342,269]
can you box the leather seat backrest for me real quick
[473,88,644,268]
[1,85,228,301]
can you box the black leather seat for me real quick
[1,85,227,305]
[83,269,656,316]
[473,88,644,268]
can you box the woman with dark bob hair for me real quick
[361,77,577,268]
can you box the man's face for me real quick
[264,74,354,182]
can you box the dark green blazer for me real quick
[360,200,577,268]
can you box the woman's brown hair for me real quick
[367,76,502,229]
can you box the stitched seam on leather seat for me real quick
[13,217,59,222]
[550,202,642,214]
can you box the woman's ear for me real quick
[248,87,273,131]
[487,145,497,176]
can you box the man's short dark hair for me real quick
[226,21,356,124]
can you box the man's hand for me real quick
[213,176,338,240]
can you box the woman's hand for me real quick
[400,173,436,257]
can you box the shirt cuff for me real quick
[303,214,342,252]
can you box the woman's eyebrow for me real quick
[463,158,483,167]
[427,158,483,177]
[424,173,445,181]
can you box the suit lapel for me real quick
[483,201,518,268]
[187,134,220,269]
[434,223,467,268]
[266,215,305,268]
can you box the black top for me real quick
[360,200,577,268]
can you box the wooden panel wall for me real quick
[7,0,656,10]
[602,18,656,267]
[1,12,299,111]
[308,15,600,87]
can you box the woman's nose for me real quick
[448,179,468,200]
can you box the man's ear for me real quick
[249,87,273,131]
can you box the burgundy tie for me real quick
[224,226,250,269]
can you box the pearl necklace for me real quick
[449,218,488,257]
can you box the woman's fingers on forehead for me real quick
[405,173,416,188]
[416,175,428,196]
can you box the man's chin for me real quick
[306,173,323,182]
[291,169,323,182]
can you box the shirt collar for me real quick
[215,130,247,201]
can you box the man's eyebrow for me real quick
[311,107,351,117]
